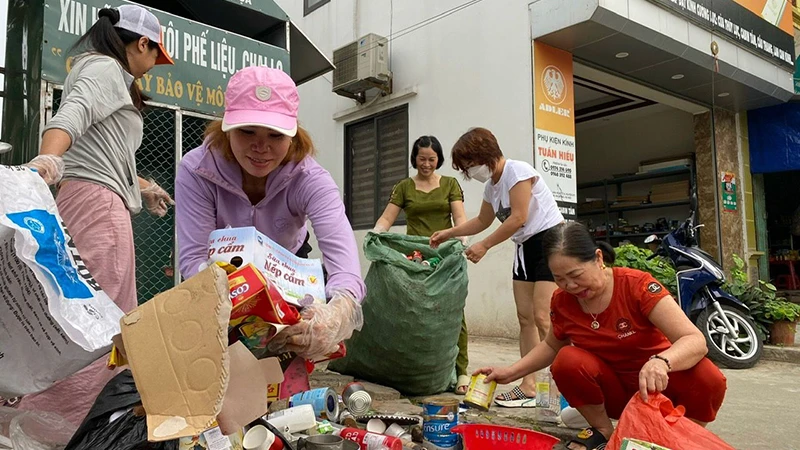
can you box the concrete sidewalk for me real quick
[313,336,800,450]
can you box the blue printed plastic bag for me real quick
[0,166,123,396]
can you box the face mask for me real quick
[468,165,492,183]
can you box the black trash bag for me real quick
[65,370,178,450]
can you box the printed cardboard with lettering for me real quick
[208,227,326,307]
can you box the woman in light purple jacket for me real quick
[175,66,365,361]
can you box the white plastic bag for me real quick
[9,411,76,450]
[0,166,124,396]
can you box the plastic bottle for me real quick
[266,404,317,434]
[534,368,560,424]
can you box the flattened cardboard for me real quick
[216,342,284,435]
[121,266,232,441]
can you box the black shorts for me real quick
[512,228,556,283]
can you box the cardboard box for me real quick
[120,266,284,441]
[208,227,326,307]
[620,438,672,450]
[228,264,300,325]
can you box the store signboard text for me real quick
[43,0,290,115]
[648,0,794,69]
[533,41,577,219]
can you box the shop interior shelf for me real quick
[579,200,691,215]
[578,167,692,189]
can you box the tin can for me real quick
[463,374,497,411]
[426,257,441,268]
[411,250,424,263]
[336,427,403,450]
[289,388,339,421]
[342,382,373,415]
[337,410,359,428]
[422,397,459,449]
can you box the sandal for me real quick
[566,427,608,450]
[494,386,536,408]
[455,375,470,395]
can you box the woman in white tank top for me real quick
[431,127,564,407]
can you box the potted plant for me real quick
[763,298,800,345]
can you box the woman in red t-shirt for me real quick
[475,222,727,450]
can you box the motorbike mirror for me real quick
[643,234,659,244]
[0,142,12,154]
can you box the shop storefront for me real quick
[747,102,800,289]
[529,0,795,274]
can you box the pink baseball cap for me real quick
[221,67,299,137]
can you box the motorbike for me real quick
[645,202,763,369]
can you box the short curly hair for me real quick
[451,127,504,179]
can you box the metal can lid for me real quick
[346,390,373,415]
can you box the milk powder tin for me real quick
[422,397,459,448]
[289,388,339,421]
[463,374,497,411]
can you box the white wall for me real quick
[276,0,536,338]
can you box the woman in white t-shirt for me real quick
[430,127,564,407]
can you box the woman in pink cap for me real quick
[175,66,366,383]
[17,5,175,426]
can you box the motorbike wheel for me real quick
[695,303,763,369]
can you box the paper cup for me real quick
[244,425,281,450]
[366,418,387,434]
[384,423,406,438]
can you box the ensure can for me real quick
[422,397,459,449]
[463,374,497,411]
[342,382,373,415]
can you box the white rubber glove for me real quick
[371,224,388,234]
[141,179,175,217]
[270,290,364,361]
[25,155,65,185]
[458,236,470,246]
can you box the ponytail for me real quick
[71,8,155,110]
[597,241,616,265]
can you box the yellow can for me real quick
[463,374,497,411]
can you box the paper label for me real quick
[203,427,232,450]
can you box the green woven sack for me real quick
[328,232,468,396]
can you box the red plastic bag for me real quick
[608,394,733,450]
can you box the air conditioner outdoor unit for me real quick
[332,33,391,102]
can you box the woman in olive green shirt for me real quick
[373,136,471,394]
